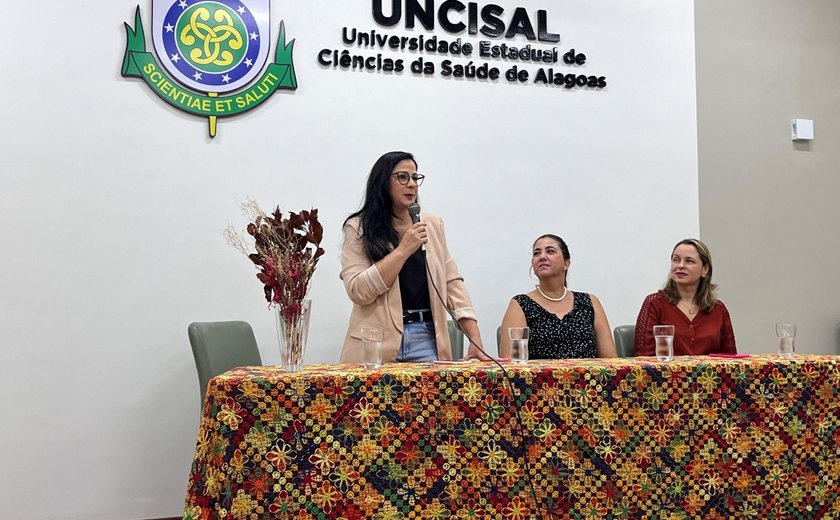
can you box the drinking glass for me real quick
[653,325,674,362]
[508,327,529,364]
[361,327,383,369]
[775,323,796,359]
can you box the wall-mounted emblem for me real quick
[121,1,297,137]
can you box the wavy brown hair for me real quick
[662,238,718,312]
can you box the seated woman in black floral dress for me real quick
[499,234,617,359]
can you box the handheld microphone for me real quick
[408,202,421,224]
[407,202,425,253]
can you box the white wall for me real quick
[0,1,697,518]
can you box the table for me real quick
[182,356,840,519]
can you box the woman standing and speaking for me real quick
[339,151,488,363]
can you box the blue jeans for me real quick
[396,321,438,362]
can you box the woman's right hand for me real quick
[398,222,427,254]
[370,221,428,289]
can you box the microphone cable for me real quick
[406,202,548,517]
[422,254,550,520]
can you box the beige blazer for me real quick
[339,213,477,363]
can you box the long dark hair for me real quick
[344,151,417,262]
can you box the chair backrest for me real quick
[188,321,263,407]
[613,325,636,358]
[447,320,464,359]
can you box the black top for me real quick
[399,249,431,311]
[513,292,597,359]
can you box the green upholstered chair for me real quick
[188,321,263,407]
[448,320,465,359]
[613,325,636,358]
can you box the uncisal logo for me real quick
[121,0,298,137]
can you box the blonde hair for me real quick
[662,238,718,312]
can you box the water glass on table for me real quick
[508,327,529,364]
[653,325,674,362]
[776,323,796,358]
[361,327,383,369]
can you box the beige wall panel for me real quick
[696,0,840,355]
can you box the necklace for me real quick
[536,285,568,302]
[679,301,697,315]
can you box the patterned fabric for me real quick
[514,292,597,359]
[184,355,840,520]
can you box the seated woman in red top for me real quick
[635,238,737,356]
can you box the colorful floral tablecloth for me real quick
[183,356,840,519]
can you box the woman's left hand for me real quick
[456,318,493,361]
[463,342,492,361]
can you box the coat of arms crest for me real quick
[121,0,297,137]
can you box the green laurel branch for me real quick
[276,20,297,89]
[121,6,146,77]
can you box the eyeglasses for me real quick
[391,171,425,186]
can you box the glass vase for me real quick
[275,300,311,372]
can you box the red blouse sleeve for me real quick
[634,293,659,356]
[718,301,737,353]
